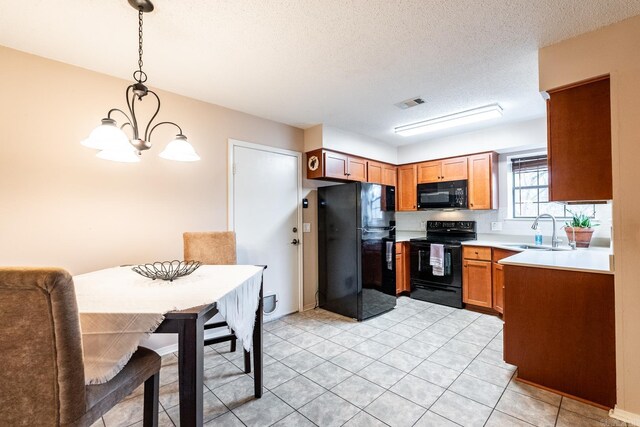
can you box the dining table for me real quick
[73,264,266,427]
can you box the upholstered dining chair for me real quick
[0,267,161,427]
[183,231,251,372]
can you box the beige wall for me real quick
[0,46,305,277]
[539,15,640,416]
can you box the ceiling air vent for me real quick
[395,96,426,110]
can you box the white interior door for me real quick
[229,140,302,318]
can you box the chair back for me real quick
[0,267,86,426]
[183,231,237,265]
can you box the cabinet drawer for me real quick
[463,246,492,261]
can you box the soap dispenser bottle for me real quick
[535,230,543,245]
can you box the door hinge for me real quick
[232,163,236,175]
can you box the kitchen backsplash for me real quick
[396,204,612,247]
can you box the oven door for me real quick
[417,180,468,209]
[409,242,462,288]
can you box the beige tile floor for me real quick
[94,296,631,426]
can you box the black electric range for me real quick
[409,221,477,308]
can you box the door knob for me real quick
[291,239,300,245]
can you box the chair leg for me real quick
[143,372,159,427]
[244,349,251,374]
[230,329,237,353]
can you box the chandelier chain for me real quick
[137,7,144,81]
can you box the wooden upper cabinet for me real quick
[368,161,397,186]
[468,152,498,210]
[417,161,441,183]
[547,75,612,201]
[441,157,468,181]
[418,157,468,183]
[382,164,397,187]
[324,151,348,179]
[367,161,383,184]
[305,149,367,182]
[347,156,367,181]
[398,164,417,211]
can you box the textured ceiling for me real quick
[0,0,639,145]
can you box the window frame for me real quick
[509,154,596,220]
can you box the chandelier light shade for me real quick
[82,0,200,163]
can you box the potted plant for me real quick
[564,210,597,248]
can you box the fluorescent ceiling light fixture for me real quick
[395,104,503,136]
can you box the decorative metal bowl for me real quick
[132,260,201,282]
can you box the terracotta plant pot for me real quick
[564,227,595,248]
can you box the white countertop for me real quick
[498,249,614,274]
[396,232,614,274]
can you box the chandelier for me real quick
[81,0,200,163]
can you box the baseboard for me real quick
[303,303,317,311]
[610,407,640,425]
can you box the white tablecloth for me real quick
[74,265,263,385]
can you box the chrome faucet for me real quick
[531,214,562,248]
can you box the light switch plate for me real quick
[491,221,503,231]
[303,223,311,233]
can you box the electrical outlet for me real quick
[491,221,503,231]
[303,223,311,233]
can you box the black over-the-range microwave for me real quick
[417,179,468,209]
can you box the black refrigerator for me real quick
[318,182,396,321]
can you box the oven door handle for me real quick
[418,249,424,272]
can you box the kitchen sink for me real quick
[504,244,573,251]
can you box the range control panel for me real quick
[426,221,476,232]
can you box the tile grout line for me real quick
[408,308,503,426]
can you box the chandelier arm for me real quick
[147,121,184,142]
[143,90,163,141]
[127,86,141,140]
[120,122,134,133]
[107,108,133,127]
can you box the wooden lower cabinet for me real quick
[463,259,492,308]
[463,246,516,313]
[504,265,616,408]
[491,249,517,314]
[492,263,505,314]
[396,242,410,295]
